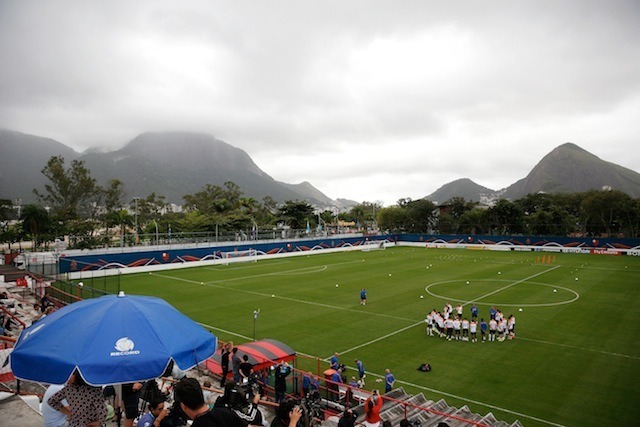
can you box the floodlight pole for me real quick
[253,309,260,341]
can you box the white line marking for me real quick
[463,265,561,306]
[204,259,292,271]
[517,336,640,360]
[150,270,414,322]
[338,321,425,355]
[198,322,251,341]
[336,322,569,427]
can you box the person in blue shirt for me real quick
[137,399,168,427]
[302,371,313,396]
[355,358,365,381]
[480,318,488,342]
[330,352,339,370]
[360,288,367,305]
[384,369,395,393]
[471,304,479,320]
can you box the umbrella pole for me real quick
[115,383,123,427]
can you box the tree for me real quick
[0,199,20,250]
[488,199,525,234]
[20,204,51,249]
[580,190,636,237]
[377,206,407,232]
[404,199,437,233]
[459,208,490,235]
[278,201,314,230]
[33,156,99,222]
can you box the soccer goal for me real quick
[359,240,387,251]
[221,249,259,265]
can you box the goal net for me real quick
[359,240,387,251]
[221,249,259,265]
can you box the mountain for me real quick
[0,130,332,206]
[0,129,79,203]
[502,143,640,199]
[425,178,496,204]
[425,144,640,203]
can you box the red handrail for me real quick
[1,305,27,329]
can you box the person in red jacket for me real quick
[364,389,383,427]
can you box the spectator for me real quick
[384,369,395,393]
[348,376,358,388]
[202,379,214,405]
[302,371,313,396]
[48,370,107,427]
[338,408,357,427]
[239,354,254,383]
[220,342,232,387]
[270,398,303,427]
[274,363,291,403]
[363,389,383,427]
[42,383,69,427]
[174,377,246,426]
[215,382,265,426]
[231,347,242,383]
[121,382,143,427]
[137,399,169,427]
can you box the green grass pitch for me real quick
[91,247,640,426]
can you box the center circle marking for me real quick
[425,279,579,307]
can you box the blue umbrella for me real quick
[10,292,217,385]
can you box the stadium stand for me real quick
[325,387,524,427]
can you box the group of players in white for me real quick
[425,303,516,342]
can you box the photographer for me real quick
[137,399,169,427]
[174,377,246,427]
[215,382,265,426]
[270,398,302,427]
[274,363,291,403]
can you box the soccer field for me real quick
[95,247,640,426]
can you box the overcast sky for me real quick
[1,1,639,205]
